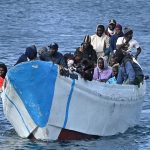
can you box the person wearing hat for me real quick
[91,24,110,58]
[116,27,141,59]
[109,23,124,54]
[106,19,117,37]
[14,45,37,65]
[40,42,67,67]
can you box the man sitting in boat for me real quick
[115,49,144,85]
[93,57,112,82]
[105,19,117,37]
[116,27,142,60]
[40,42,67,67]
[0,62,7,90]
[91,24,110,58]
[14,45,37,65]
[109,23,124,54]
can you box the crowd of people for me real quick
[0,19,146,90]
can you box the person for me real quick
[115,49,144,85]
[74,35,97,65]
[116,27,141,59]
[78,58,94,81]
[15,45,37,65]
[0,63,7,89]
[106,65,119,84]
[91,24,110,58]
[40,42,67,67]
[38,47,48,60]
[108,53,119,67]
[109,24,124,54]
[72,36,97,81]
[61,53,94,80]
[67,53,94,81]
[64,53,76,72]
[106,19,117,37]
[93,57,112,82]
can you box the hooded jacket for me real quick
[40,51,67,68]
[15,46,37,65]
[91,25,110,58]
[93,57,112,81]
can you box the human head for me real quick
[64,53,74,67]
[31,45,37,51]
[25,46,37,60]
[96,24,105,37]
[108,19,116,30]
[82,58,89,67]
[97,57,108,70]
[109,55,118,67]
[38,47,48,55]
[98,57,104,70]
[124,27,133,40]
[48,42,59,55]
[112,65,119,77]
[115,24,122,35]
[0,63,7,78]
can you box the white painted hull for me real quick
[0,61,146,140]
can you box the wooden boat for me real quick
[0,60,146,140]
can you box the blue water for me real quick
[0,0,150,149]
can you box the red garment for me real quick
[0,77,4,88]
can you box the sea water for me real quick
[0,0,150,149]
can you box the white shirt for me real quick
[91,34,109,58]
[116,37,140,53]
[107,27,115,36]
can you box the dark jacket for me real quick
[40,51,67,67]
[75,59,94,81]
[15,46,37,65]
[109,32,124,53]
[15,54,28,65]
[74,45,97,64]
[117,55,144,85]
